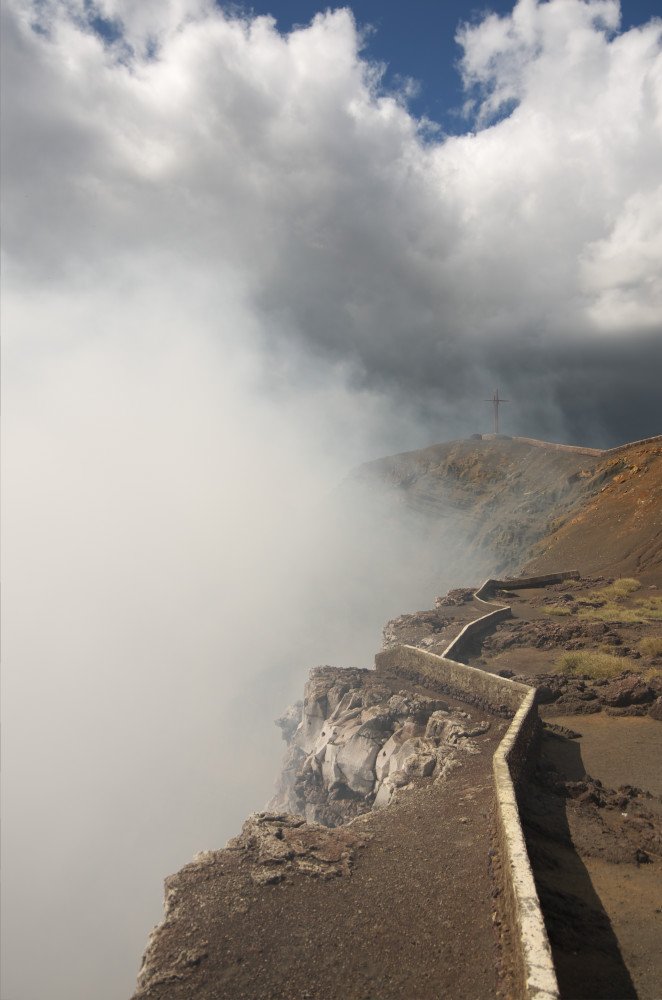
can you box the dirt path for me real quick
[133,721,507,1000]
[549,713,662,799]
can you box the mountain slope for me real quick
[349,434,662,581]
[524,438,662,582]
[349,436,605,576]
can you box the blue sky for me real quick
[239,0,661,128]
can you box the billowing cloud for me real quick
[3,0,661,441]
[2,3,661,999]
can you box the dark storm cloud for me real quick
[3,0,661,448]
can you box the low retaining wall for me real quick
[603,434,662,455]
[494,689,558,999]
[442,571,578,665]
[442,606,512,661]
[375,642,558,999]
[510,436,605,457]
[375,567,569,999]
[475,571,580,605]
[375,644,527,715]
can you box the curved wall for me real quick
[374,572,583,999]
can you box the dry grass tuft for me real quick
[555,650,634,679]
[572,579,662,623]
[639,636,662,657]
[601,577,641,599]
[635,597,662,621]
[578,602,650,623]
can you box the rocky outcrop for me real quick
[501,669,662,716]
[269,666,490,825]
[226,812,370,886]
[435,588,474,607]
[381,608,457,651]
[483,617,625,654]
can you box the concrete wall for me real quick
[603,434,662,455]
[474,570,580,606]
[375,642,558,999]
[480,433,661,458]
[509,436,605,457]
[442,606,512,662]
[493,690,558,1000]
[375,570,566,999]
[375,643,528,716]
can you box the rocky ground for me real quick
[386,574,662,998]
[349,437,662,580]
[133,571,662,1000]
[522,731,662,1000]
[523,440,662,581]
[133,691,508,1000]
[388,577,662,723]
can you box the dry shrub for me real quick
[576,584,662,623]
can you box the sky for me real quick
[2,2,661,999]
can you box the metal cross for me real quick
[485,388,509,435]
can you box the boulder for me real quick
[336,728,384,795]
[601,675,654,707]
[648,697,662,721]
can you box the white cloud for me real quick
[3,0,660,401]
[581,185,662,329]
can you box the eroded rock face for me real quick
[269,667,489,825]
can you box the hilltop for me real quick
[349,434,662,582]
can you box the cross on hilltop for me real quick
[485,388,509,434]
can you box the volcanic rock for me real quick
[269,666,489,824]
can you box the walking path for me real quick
[133,687,506,1000]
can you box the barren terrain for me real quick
[133,684,508,1000]
[396,572,662,998]
[133,436,662,999]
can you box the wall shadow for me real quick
[520,730,637,1000]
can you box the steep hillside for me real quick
[349,435,662,581]
[524,438,662,582]
[348,436,606,576]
